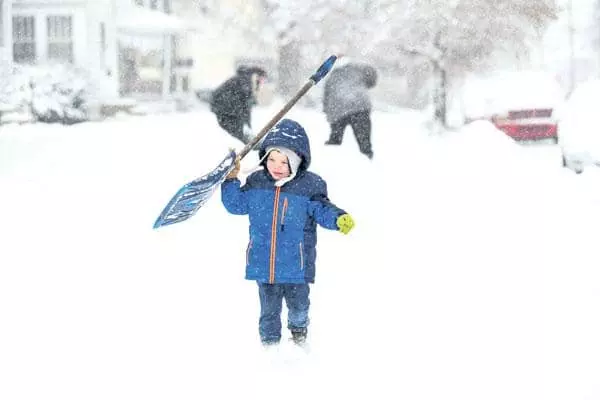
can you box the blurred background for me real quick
[0,0,596,128]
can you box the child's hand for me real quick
[336,214,355,235]
[226,155,241,179]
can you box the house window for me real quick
[12,16,36,63]
[134,0,144,6]
[164,0,172,14]
[150,0,159,10]
[182,75,189,92]
[47,16,73,63]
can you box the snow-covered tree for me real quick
[189,0,558,125]
[261,0,558,125]
[385,0,559,126]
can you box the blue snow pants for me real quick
[257,282,310,344]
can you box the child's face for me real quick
[266,150,291,181]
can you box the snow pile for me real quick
[432,119,530,176]
[456,119,519,152]
[462,70,565,118]
[0,108,599,400]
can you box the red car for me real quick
[490,108,558,143]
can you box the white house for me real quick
[2,0,190,104]
[1,0,278,111]
[171,0,276,92]
[115,0,190,99]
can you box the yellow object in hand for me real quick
[336,214,355,235]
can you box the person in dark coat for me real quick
[322,61,377,159]
[221,118,355,347]
[210,66,267,144]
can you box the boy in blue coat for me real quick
[221,118,355,346]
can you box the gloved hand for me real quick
[336,214,355,235]
[226,154,241,180]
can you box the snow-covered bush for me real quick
[0,63,30,114]
[0,64,94,124]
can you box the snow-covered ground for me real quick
[1,104,599,400]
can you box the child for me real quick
[220,118,355,346]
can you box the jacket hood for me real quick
[258,119,311,171]
[236,65,267,77]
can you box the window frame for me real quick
[46,15,74,64]
[12,15,36,64]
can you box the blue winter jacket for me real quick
[221,119,346,284]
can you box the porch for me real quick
[116,4,190,101]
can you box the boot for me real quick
[290,328,307,346]
[261,338,280,348]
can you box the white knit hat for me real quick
[242,146,302,186]
[265,146,302,186]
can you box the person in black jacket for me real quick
[322,61,377,159]
[209,66,267,144]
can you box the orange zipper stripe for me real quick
[269,187,281,283]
